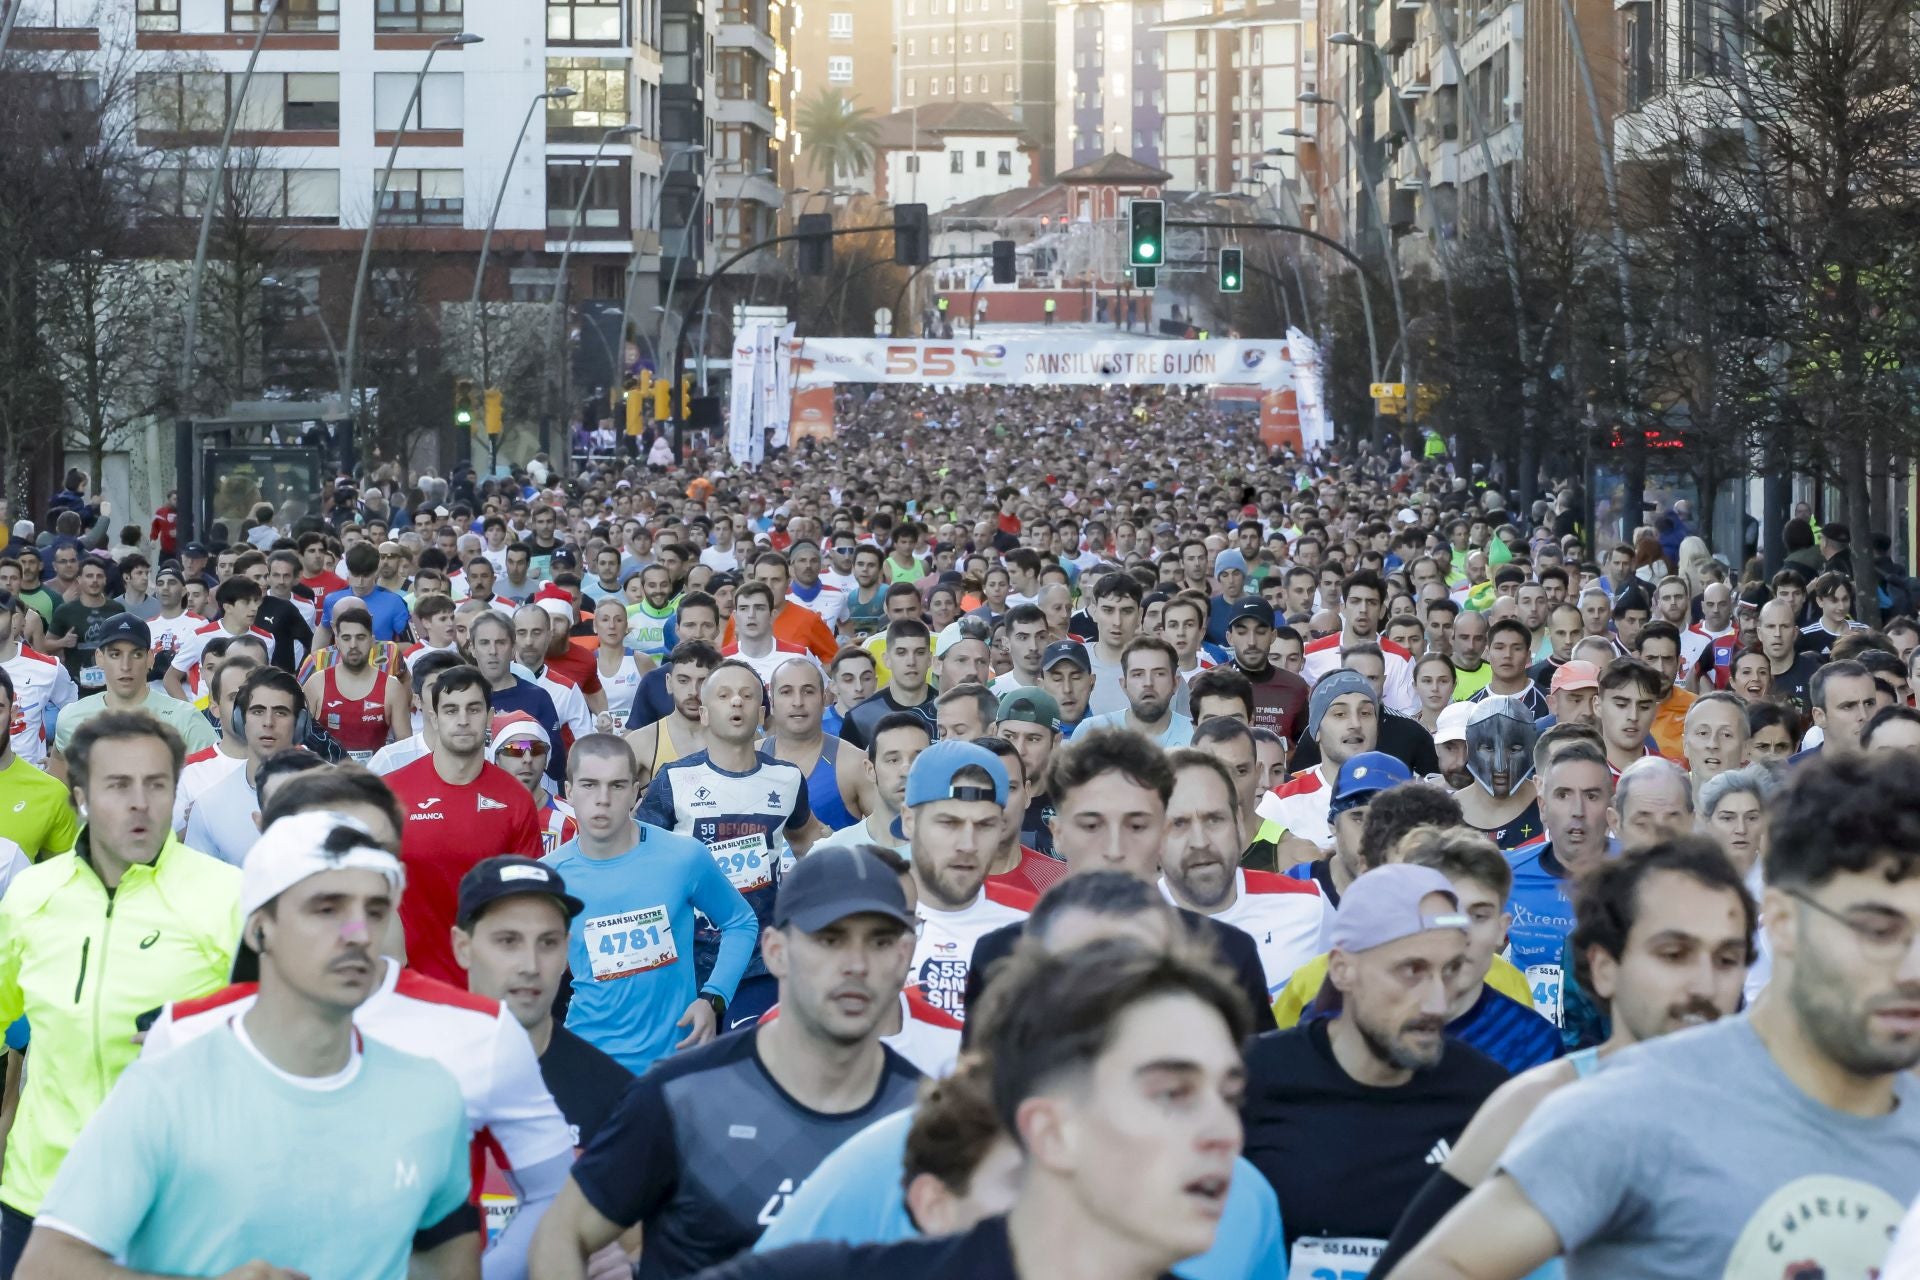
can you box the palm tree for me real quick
[797,89,879,186]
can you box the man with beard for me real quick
[1241,864,1509,1278]
[1453,697,1543,850]
[1375,836,1756,1275]
[1390,752,1920,1280]
[1221,600,1310,747]
[1160,749,1334,998]
[1448,611,1493,702]
[1081,636,1194,746]
[1633,621,1694,757]
[1433,703,1473,790]
[626,564,680,658]
[530,847,924,1279]
[301,601,409,764]
[1526,605,1585,694]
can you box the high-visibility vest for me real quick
[1043,298,1056,313]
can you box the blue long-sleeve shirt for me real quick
[545,821,759,1074]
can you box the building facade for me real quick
[893,0,1056,175]
[787,0,894,189]
[871,101,1039,208]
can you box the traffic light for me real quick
[679,375,694,419]
[1128,198,1164,268]
[991,239,1016,285]
[483,387,503,436]
[453,378,475,429]
[1134,264,1157,289]
[1219,247,1243,293]
[797,213,834,275]
[624,384,644,435]
[893,203,930,266]
[653,376,671,420]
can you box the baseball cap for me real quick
[1434,702,1474,747]
[488,710,551,759]
[1214,548,1248,575]
[551,548,580,568]
[997,687,1061,732]
[772,845,916,932]
[183,542,209,558]
[457,855,585,930]
[95,613,151,651]
[1550,660,1600,693]
[154,564,186,585]
[905,739,1009,808]
[1308,670,1378,737]
[233,812,404,981]
[1223,599,1276,632]
[1329,864,1469,953]
[1041,640,1091,674]
[1823,522,1852,546]
[1329,751,1412,816]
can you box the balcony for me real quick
[1374,2,1416,54]
[713,7,776,61]
[709,95,775,132]
[709,167,781,206]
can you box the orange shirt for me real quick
[722,603,838,665]
[1650,686,1696,758]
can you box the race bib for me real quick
[584,906,677,981]
[80,666,106,689]
[348,749,374,765]
[709,834,773,893]
[1527,963,1564,1025]
[1288,1235,1385,1280]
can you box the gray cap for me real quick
[1330,864,1468,953]
[1308,670,1378,737]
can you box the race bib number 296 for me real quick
[709,834,773,893]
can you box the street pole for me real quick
[619,143,705,388]
[469,83,576,457]
[0,0,25,64]
[658,156,748,399]
[342,31,480,424]
[549,124,645,445]
[176,0,280,412]
[1299,92,1409,390]
[694,164,773,395]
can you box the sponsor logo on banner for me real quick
[795,338,1293,390]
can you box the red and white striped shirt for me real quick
[170,620,274,698]
[1300,631,1419,715]
[1256,766,1335,852]
[911,881,1034,1022]
[1164,868,1336,997]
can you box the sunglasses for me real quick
[497,742,549,759]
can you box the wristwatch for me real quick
[701,992,728,1021]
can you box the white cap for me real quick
[1434,701,1474,746]
[240,812,403,921]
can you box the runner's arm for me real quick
[693,858,760,1006]
[301,672,325,721]
[528,1180,624,1280]
[1382,1175,1562,1280]
[485,1150,573,1280]
[15,1228,219,1280]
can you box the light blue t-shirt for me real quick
[38,1021,470,1279]
[1079,708,1196,748]
[545,820,761,1073]
[754,1106,1285,1280]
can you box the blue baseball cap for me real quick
[905,739,1009,808]
[1329,751,1412,815]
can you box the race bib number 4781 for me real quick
[584,906,677,982]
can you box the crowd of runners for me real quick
[0,381,1917,1279]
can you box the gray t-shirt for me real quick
[1085,653,1128,717]
[1502,1014,1920,1279]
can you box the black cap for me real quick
[1040,639,1092,673]
[772,846,915,932]
[456,856,585,929]
[154,564,186,585]
[95,613,151,651]
[1224,598,1277,631]
[1823,522,1852,546]
[550,548,579,567]
[183,542,209,558]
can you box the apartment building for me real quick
[870,101,1038,207]
[706,0,792,261]
[787,0,893,188]
[12,0,651,310]
[894,0,1057,174]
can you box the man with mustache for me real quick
[1160,749,1335,999]
[1375,835,1755,1275]
[1241,864,1509,1280]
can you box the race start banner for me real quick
[788,338,1294,390]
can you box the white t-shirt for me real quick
[368,732,432,776]
[173,745,246,834]
[911,883,1032,1021]
[1255,766,1335,852]
[1164,869,1336,997]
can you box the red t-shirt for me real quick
[387,755,542,985]
[548,638,604,698]
[301,571,350,616]
[987,845,1068,900]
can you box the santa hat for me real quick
[488,711,550,760]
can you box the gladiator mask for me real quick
[1466,696,1539,799]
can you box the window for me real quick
[905,37,915,55]
[662,15,693,84]
[828,11,852,37]
[147,166,340,223]
[137,0,179,31]
[1004,32,1013,50]
[547,58,629,136]
[373,72,463,131]
[136,71,341,133]
[1003,73,1013,92]
[375,0,462,32]
[962,34,972,52]
[945,75,954,93]
[547,159,631,237]
[509,266,562,302]
[828,56,853,81]
[975,149,986,166]
[549,0,622,43]
[997,150,1011,174]
[961,75,973,93]
[906,0,914,12]
[376,169,463,224]
[905,155,919,172]
[949,150,964,172]
[906,76,916,97]
[229,0,338,31]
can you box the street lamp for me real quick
[342,31,482,419]
[1300,88,1409,384]
[177,0,280,411]
[470,86,576,365]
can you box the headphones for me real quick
[226,682,315,750]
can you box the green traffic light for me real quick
[1140,243,1157,260]
[455,410,472,425]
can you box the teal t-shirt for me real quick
[39,1021,471,1279]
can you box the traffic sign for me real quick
[1369,382,1406,399]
